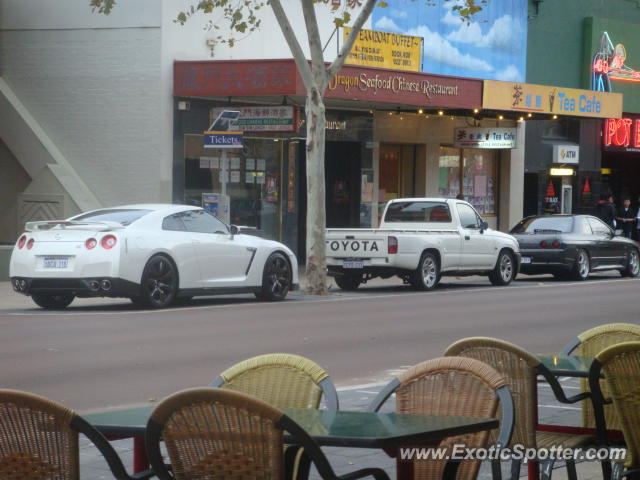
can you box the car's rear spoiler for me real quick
[24,221,125,232]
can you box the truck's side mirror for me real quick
[480,221,489,233]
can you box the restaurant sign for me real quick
[210,106,297,133]
[454,127,517,149]
[327,66,482,109]
[343,27,422,72]
[603,114,640,152]
[483,80,623,119]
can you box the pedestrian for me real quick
[635,195,640,240]
[617,198,634,238]
[595,192,617,229]
[456,193,465,200]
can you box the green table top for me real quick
[538,354,595,378]
[84,406,498,449]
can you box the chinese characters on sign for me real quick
[210,106,298,133]
[343,27,422,72]
[454,128,517,149]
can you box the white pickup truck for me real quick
[326,198,521,291]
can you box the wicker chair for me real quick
[145,387,389,480]
[210,353,339,410]
[445,337,595,480]
[210,353,339,478]
[0,389,152,480]
[367,356,515,480]
[589,341,640,480]
[561,323,640,432]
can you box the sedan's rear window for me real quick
[72,209,151,226]
[385,202,452,223]
[510,216,574,234]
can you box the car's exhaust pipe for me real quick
[100,279,112,291]
[89,280,100,292]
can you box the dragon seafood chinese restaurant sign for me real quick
[483,80,622,119]
[327,66,482,108]
[343,27,422,72]
[173,60,482,109]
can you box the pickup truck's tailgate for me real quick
[325,231,387,258]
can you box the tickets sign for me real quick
[483,80,623,119]
[343,27,422,72]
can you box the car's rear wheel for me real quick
[621,248,640,277]
[489,250,515,286]
[31,294,75,310]
[255,252,291,301]
[136,255,179,309]
[410,252,440,291]
[335,273,363,291]
[571,249,590,281]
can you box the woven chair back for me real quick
[150,388,285,480]
[445,337,540,449]
[395,356,507,480]
[0,389,79,480]
[219,353,328,409]
[575,323,640,430]
[597,342,640,469]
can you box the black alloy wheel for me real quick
[135,255,179,309]
[32,294,75,309]
[335,273,363,291]
[255,252,291,301]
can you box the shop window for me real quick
[183,134,282,240]
[438,147,497,215]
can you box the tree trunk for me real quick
[305,86,328,295]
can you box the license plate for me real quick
[521,256,532,264]
[43,256,69,269]
[343,259,364,269]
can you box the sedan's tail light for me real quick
[101,235,117,249]
[86,238,97,250]
[26,238,35,250]
[539,240,548,248]
[388,236,398,254]
[552,240,561,248]
[17,235,27,249]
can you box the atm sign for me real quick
[603,117,640,151]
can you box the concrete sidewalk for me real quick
[77,378,611,480]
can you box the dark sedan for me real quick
[510,215,640,280]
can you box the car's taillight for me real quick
[26,238,35,250]
[17,235,27,249]
[101,235,117,249]
[86,238,97,250]
[388,236,398,254]
[540,240,548,248]
[552,240,561,248]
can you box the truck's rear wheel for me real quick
[410,252,440,291]
[335,273,363,291]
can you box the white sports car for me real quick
[9,204,299,309]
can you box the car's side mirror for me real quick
[229,225,240,238]
[480,221,489,233]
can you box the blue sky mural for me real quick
[372,0,527,81]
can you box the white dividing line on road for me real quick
[4,277,639,316]
[539,383,581,390]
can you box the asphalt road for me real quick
[0,273,637,413]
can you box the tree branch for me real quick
[326,0,377,86]
[270,0,315,92]
[300,0,327,88]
